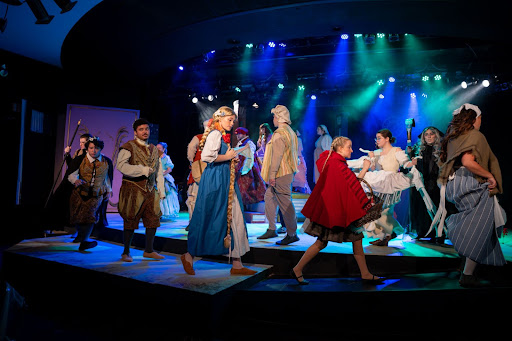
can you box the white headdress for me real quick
[453,103,481,117]
[270,105,291,124]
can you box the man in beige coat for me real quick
[258,105,300,245]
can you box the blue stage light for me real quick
[388,77,395,82]
[268,42,275,48]
[311,95,317,100]
[341,34,349,40]
[178,66,184,71]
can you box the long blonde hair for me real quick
[199,106,237,250]
[321,136,351,173]
[199,106,235,151]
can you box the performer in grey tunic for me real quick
[435,103,506,288]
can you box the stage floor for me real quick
[101,212,512,261]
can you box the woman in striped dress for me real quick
[438,103,506,288]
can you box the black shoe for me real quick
[276,226,287,234]
[276,234,299,245]
[79,240,98,251]
[290,269,309,285]
[362,275,385,284]
[71,238,80,243]
[257,229,278,239]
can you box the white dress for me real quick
[159,154,180,220]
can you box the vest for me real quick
[261,124,298,182]
[120,140,160,192]
[78,156,109,197]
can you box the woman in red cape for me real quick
[291,136,383,284]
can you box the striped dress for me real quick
[446,167,506,266]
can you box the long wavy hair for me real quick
[412,126,443,161]
[440,107,478,162]
[258,123,273,145]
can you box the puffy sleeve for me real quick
[320,135,333,151]
[395,148,411,166]
[201,130,222,163]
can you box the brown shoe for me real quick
[180,254,195,275]
[121,253,133,262]
[230,267,257,276]
[143,251,164,260]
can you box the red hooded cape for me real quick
[301,150,370,229]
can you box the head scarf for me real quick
[453,103,481,118]
[271,105,291,124]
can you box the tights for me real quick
[122,228,157,255]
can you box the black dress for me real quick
[410,145,443,238]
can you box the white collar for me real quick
[86,153,102,163]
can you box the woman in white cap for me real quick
[437,103,505,288]
[313,124,332,183]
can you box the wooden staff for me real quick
[44,119,81,208]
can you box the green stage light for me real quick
[434,74,442,80]
[298,85,305,90]
[377,79,384,85]
[422,75,429,81]
[278,83,284,89]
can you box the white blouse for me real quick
[201,130,222,163]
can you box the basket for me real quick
[353,178,384,227]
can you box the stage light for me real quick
[207,95,214,101]
[310,95,317,100]
[341,34,349,40]
[377,33,385,38]
[298,85,305,90]
[377,79,384,85]
[246,43,253,48]
[388,77,395,83]
[410,93,416,98]
[191,97,198,103]
[0,64,7,77]
[422,93,428,98]
[235,87,241,92]
[277,83,284,89]
[279,43,286,47]
[482,79,490,87]
[26,0,54,24]
[252,103,259,108]
[53,0,77,14]
[388,33,400,42]
[354,34,363,38]
[178,65,184,71]
[379,94,384,99]
[422,75,429,81]
[268,41,275,48]
[364,34,375,44]
[434,74,442,80]
[461,81,468,89]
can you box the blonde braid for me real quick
[199,117,220,151]
[320,136,351,173]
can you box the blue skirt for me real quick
[187,145,246,256]
[446,167,506,266]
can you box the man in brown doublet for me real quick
[117,118,166,262]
